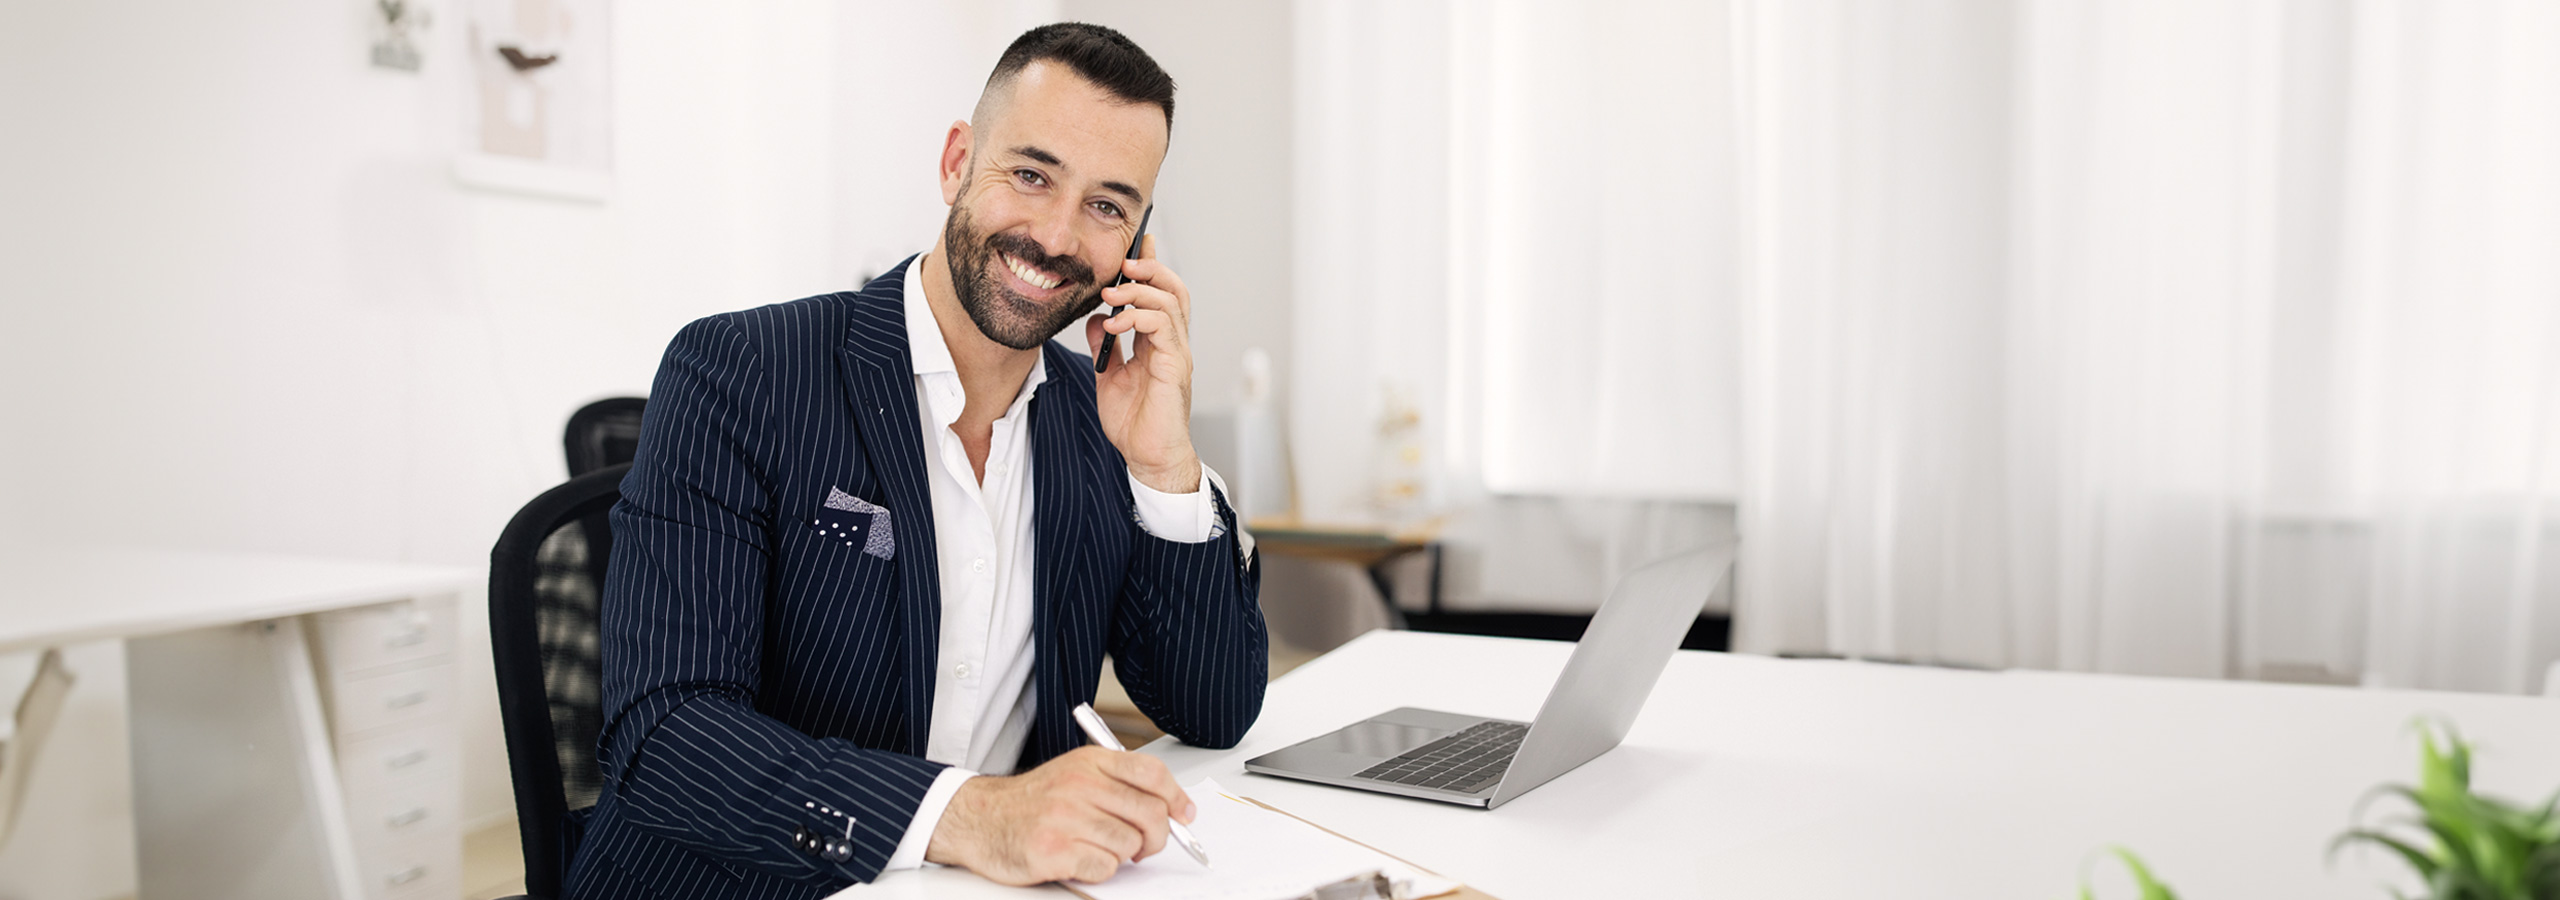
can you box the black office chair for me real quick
[564,397,647,477]
[490,462,629,900]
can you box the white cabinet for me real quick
[15,546,473,900]
[312,598,462,900]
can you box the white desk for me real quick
[848,630,2560,899]
[0,544,474,900]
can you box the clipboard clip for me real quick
[1295,869,1415,900]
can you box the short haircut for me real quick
[983,22,1176,131]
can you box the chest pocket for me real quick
[808,486,894,561]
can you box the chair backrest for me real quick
[490,462,629,899]
[564,397,647,478]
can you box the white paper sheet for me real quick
[1068,778,1460,900]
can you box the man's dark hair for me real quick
[984,22,1176,131]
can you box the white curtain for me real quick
[1294,0,2560,693]
[1292,0,1742,528]
[1733,0,2560,693]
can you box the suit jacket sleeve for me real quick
[1108,478,1269,749]
[596,315,944,885]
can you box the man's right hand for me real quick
[922,745,1199,885]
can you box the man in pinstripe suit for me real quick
[567,24,1267,898]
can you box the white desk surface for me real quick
[0,543,475,653]
[848,630,2560,900]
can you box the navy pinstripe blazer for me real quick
[563,259,1267,899]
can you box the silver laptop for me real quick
[1243,542,1733,809]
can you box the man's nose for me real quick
[1023,198,1078,262]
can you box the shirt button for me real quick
[972,558,988,574]
[954,662,972,679]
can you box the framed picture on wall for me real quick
[452,0,612,202]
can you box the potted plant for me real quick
[2080,722,2559,899]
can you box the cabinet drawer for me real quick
[359,839,460,900]
[315,598,456,677]
[329,664,453,738]
[337,723,459,798]
[348,780,457,848]
[346,769,460,900]
[373,868,456,900]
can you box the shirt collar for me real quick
[903,251,1048,395]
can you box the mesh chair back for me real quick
[490,463,628,899]
[565,397,647,478]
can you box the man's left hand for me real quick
[1086,234,1201,495]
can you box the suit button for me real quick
[793,827,819,856]
[822,838,854,863]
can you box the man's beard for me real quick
[941,194,1102,351]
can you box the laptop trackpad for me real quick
[1310,720,1447,758]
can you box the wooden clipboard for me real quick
[1056,793,1501,900]
[1231,796,1500,900]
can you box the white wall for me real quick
[1053,0,1296,415]
[0,1,1052,897]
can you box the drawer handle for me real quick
[386,865,427,886]
[385,691,429,709]
[384,627,429,649]
[386,806,429,827]
[385,749,430,770]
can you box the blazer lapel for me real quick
[836,261,943,757]
[1027,342,1090,765]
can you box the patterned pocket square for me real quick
[811,487,894,560]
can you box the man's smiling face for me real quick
[940,61,1168,351]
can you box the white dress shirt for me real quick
[885,254,1230,869]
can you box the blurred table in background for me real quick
[0,544,473,900]
[1089,519,1439,746]
[1248,517,1443,629]
[1251,516,1732,651]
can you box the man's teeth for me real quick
[1005,255,1060,290]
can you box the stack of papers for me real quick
[1066,778,1461,900]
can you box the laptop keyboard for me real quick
[1351,721,1528,793]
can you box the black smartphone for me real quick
[1095,206,1153,374]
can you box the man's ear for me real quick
[939,120,972,206]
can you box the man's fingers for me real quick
[1113,324,1188,386]
[1101,281,1184,325]
[1102,308,1184,351]
[1132,823,1169,862]
[1063,842,1122,884]
[1084,313,1110,360]
[1084,777,1172,859]
[1117,246,1190,317]
[987,751,1196,887]
[1101,787,1170,863]
[1105,752,1192,824]
[1076,801,1149,862]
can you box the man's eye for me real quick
[1013,169,1045,187]
[1091,200,1124,219]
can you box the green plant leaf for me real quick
[2417,813,2490,882]
[2117,848,2179,900]
[2336,719,2560,900]
[2336,829,2444,881]
[2074,847,2180,900]
[2527,840,2560,898]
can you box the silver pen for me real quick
[1069,702,1210,868]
